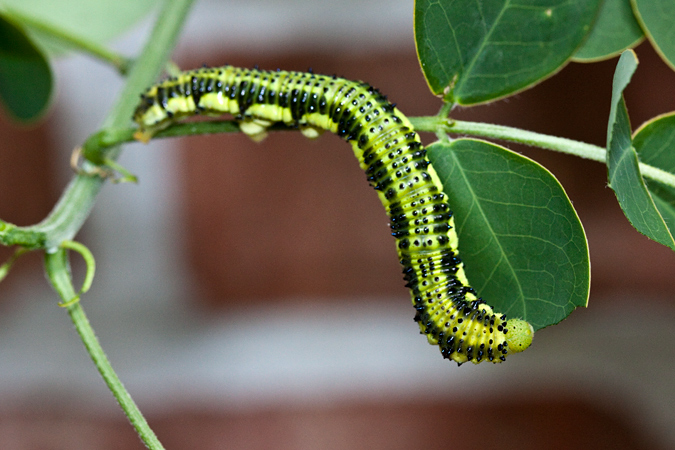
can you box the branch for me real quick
[44,248,165,450]
[409,116,675,190]
[18,0,195,249]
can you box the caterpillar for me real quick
[132,65,534,365]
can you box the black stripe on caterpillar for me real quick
[132,65,534,365]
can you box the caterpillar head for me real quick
[505,318,534,353]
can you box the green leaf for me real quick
[1,0,157,55]
[414,0,601,105]
[632,0,675,70]
[0,14,52,121]
[606,51,675,250]
[633,113,675,234]
[574,0,644,61]
[427,139,589,331]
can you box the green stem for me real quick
[44,249,164,450]
[448,119,606,161]
[19,0,194,248]
[82,120,280,158]
[2,7,131,74]
[0,219,46,248]
[8,1,194,445]
[77,114,675,191]
[436,101,454,118]
[409,116,675,189]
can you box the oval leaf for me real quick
[2,0,157,55]
[414,0,601,105]
[606,51,675,250]
[427,139,589,331]
[633,113,675,234]
[0,14,52,121]
[574,0,644,62]
[632,0,675,70]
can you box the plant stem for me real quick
[24,1,194,445]
[9,103,675,245]
[21,0,194,248]
[44,249,164,450]
[79,111,675,192]
[77,115,675,191]
[449,119,606,160]
[2,7,131,74]
[408,116,675,189]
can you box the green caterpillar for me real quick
[133,65,534,365]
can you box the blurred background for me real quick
[1,0,675,448]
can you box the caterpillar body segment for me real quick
[133,65,534,364]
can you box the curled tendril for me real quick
[56,240,96,307]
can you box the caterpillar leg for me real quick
[299,124,324,139]
[133,129,154,144]
[239,118,272,142]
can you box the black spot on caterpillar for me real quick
[133,65,534,365]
